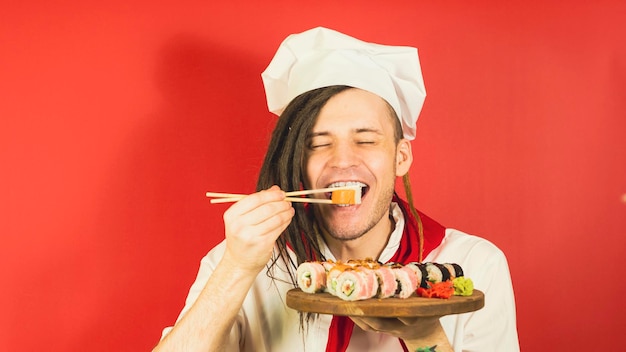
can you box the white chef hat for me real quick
[261,27,426,140]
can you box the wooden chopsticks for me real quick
[206,186,360,204]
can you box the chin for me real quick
[323,220,370,241]
[328,230,366,242]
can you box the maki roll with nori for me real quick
[424,262,452,283]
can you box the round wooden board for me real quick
[286,289,484,317]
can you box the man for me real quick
[154,27,519,352]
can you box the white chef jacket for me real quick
[162,203,519,351]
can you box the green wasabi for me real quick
[453,277,474,296]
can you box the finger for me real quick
[223,188,287,224]
[226,186,287,216]
[226,199,294,237]
[228,200,294,237]
[247,200,294,227]
[247,204,295,239]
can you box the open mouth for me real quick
[326,181,368,206]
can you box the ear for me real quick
[395,139,413,177]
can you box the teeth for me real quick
[328,181,367,188]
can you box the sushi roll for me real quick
[326,262,349,295]
[405,262,428,288]
[355,265,380,299]
[434,263,452,282]
[443,263,456,280]
[373,265,398,298]
[424,262,442,283]
[442,263,465,280]
[425,262,451,283]
[296,261,327,293]
[449,263,464,278]
[387,263,418,298]
[334,267,378,301]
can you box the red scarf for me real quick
[325,197,446,352]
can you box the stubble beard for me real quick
[319,180,396,242]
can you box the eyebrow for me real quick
[307,131,330,138]
[355,127,383,135]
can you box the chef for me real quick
[154,27,519,352]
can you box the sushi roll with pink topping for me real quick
[355,266,379,299]
[373,265,398,298]
[296,262,327,293]
[334,268,378,301]
[387,263,418,298]
[405,262,428,288]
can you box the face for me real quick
[303,88,412,242]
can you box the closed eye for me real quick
[307,134,333,150]
[354,129,382,145]
[309,143,330,150]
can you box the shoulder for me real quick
[428,229,512,288]
[434,228,506,261]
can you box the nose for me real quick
[328,141,359,169]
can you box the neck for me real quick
[323,210,396,261]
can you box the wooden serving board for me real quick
[286,289,484,317]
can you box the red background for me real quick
[2,1,625,350]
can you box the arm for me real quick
[153,186,295,351]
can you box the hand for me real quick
[221,185,295,273]
[350,316,452,351]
